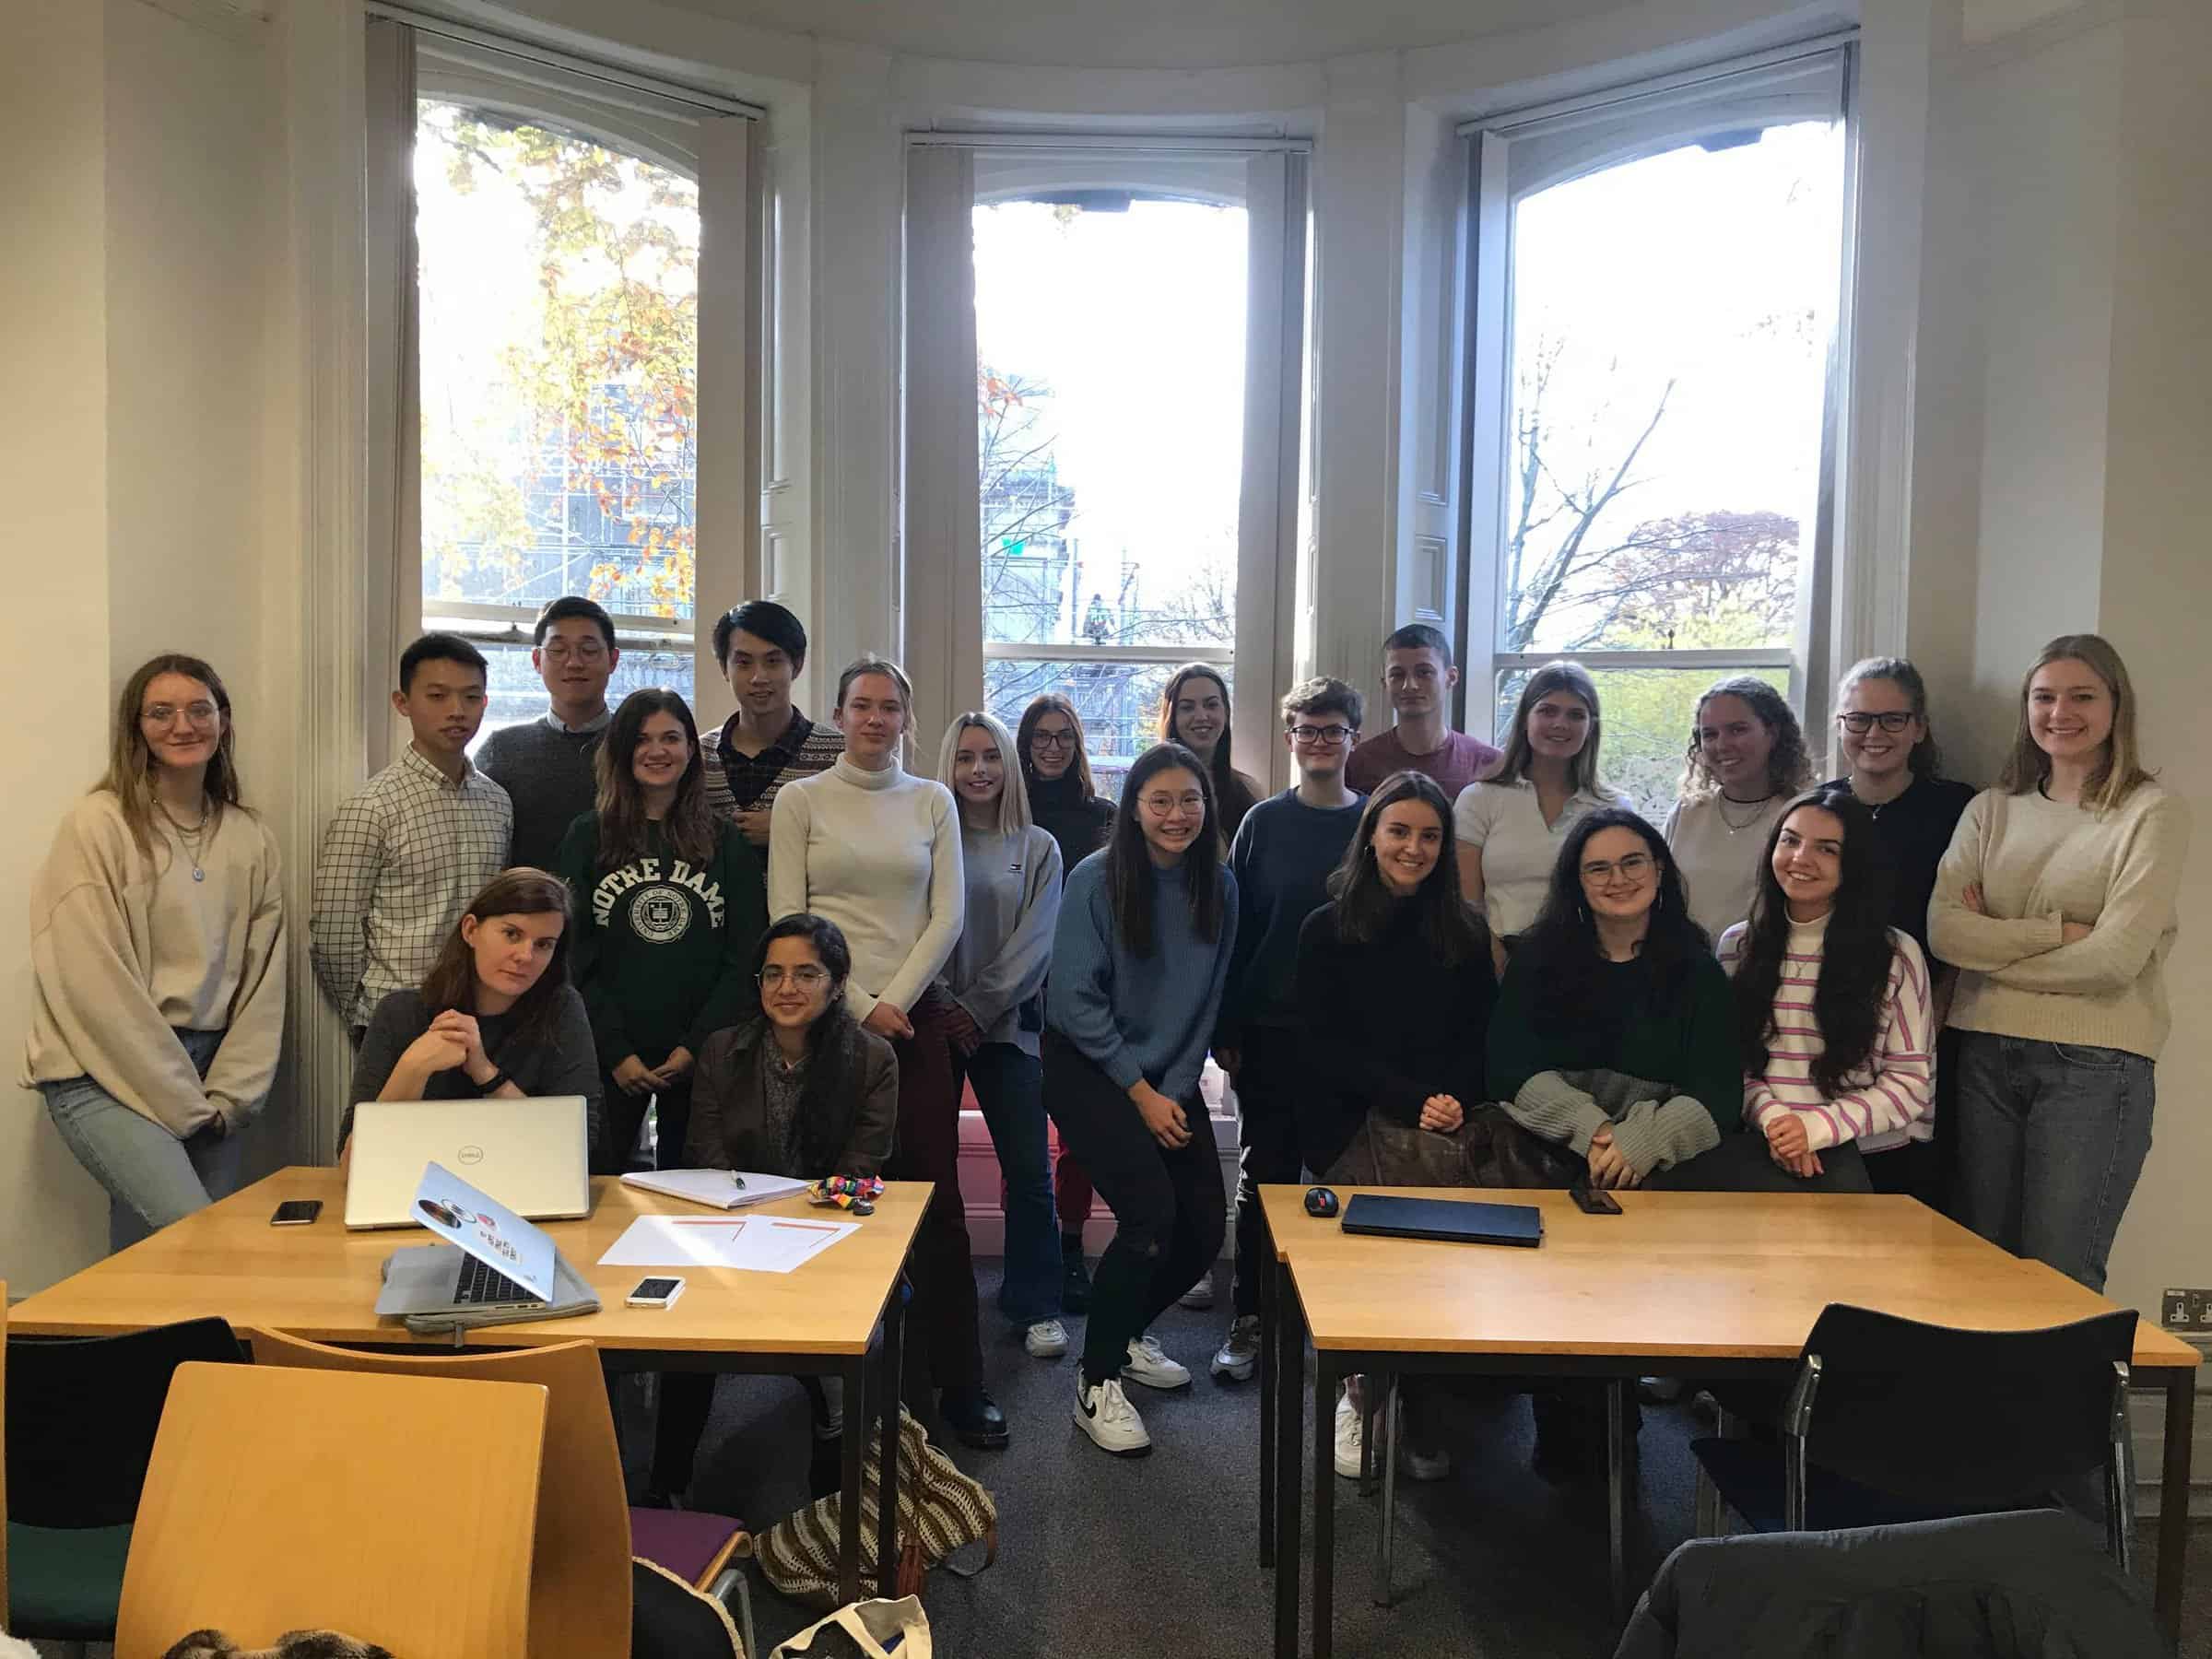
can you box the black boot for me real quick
[1061,1237,1092,1312]
[939,1385,1010,1450]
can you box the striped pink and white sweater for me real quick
[1715,913,1934,1154]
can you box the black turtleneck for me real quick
[1026,771,1114,883]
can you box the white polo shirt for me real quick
[1453,774,1632,937]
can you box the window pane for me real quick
[416,101,700,627]
[1500,123,1843,656]
[986,659,1230,802]
[972,200,1246,653]
[470,641,695,752]
[1492,664,1788,821]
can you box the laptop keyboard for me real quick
[453,1253,543,1307]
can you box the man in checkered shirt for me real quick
[310,634,513,1038]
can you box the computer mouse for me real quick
[1304,1185,1340,1218]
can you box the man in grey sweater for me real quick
[478,596,619,871]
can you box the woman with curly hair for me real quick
[1664,676,1812,942]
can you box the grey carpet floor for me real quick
[620,1260,2212,1658]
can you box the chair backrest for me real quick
[1798,1303,2137,1509]
[113,1360,545,1659]
[5,1316,247,1527]
[248,1327,631,1659]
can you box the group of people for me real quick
[21,597,2188,1487]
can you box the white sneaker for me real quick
[1025,1319,1070,1359]
[1211,1314,1261,1382]
[1121,1333,1193,1390]
[1075,1376,1151,1455]
[1400,1442,1452,1482]
[1178,1269,1216,1309]
[1334,1388,1365,1478]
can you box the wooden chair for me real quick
[251,1329,755,1659]
[113,1360,544,1659]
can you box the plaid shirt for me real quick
[310,745,512,1026]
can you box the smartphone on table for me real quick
[270,1199,324,1227]
[1569,1182,1621,1216]
[627,1276,687,1309]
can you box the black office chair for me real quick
[6,1316,250,1644]
[1690,1304,2139,1567]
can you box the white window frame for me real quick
[1455,39,1859,744]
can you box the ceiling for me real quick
[653,0,1633,72]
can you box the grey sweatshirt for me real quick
[939,824,1064,1056]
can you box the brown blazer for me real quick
[685,1013,898,1179]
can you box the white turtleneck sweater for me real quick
[767,756,965,1022]
[1716,911,1934,1155]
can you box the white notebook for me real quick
[618,1168,811,1210]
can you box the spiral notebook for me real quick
[619,1168,811,1210]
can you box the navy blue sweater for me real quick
[1218,787,1365,1042]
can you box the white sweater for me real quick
[1717,913,1934,1154]
[1665,792,1791,944]
[767,757,965,1023]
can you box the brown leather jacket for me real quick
[685,1013,898,1179]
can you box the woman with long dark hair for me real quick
[1295,770,1496,1480]
[1665,677,1814,942]
[29,653,286,1251]
[347,867,598,1144]
[1016,691,1116,1310]
[1046,742,1239,1457]
[1159,664,1263,845]
[1931,634,2190,1291]
[556,688,766,1173]
[652,912,900,1504]
[1717,785,1936,1196]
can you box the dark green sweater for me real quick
[556,814,768,1067]
[1486,948,1744,1137]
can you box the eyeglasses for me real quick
[1288,724,1356,747]
[1030,731,1077,752]
[141,702,220,727]
[541,641,607,664]
[1838,712,1915,734]
[758,965,830,989]
[1139,791,1207,817]
[1580,853,1654,885]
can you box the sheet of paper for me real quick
[596,1212,859,1275]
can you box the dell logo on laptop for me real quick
[458,1145,486,1166]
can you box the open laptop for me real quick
[374,1161,598,1324]
[1340,1193,1545,1248]
[346,1096,591,1230]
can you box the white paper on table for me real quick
[596,1212,859,1275]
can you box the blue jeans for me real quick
[42,1029,244,1254]
[956,1041,1062,1325]
[1952,1030,2155,1293]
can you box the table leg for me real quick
[877,1282,906,1599]
[1273,1257,1305,1659]
[839,1359,865,1606]
[1313,1353,1337,1659]
[2159,1369,2194,1650]
[1375,1374,1398,1609]
[1608,1377,1630,1621]
[1260,1200,1276,1571]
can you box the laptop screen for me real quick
[412,1162,559,1300]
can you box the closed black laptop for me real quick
[1340,1193,1544,1248]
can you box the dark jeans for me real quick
[1042,1033,1226,1386]
[1057,1151,1098,1233]
[1643,1132,1872,1193]
[1952,1031,2155,1294]
[595,1061,694,1178]
[889,994,983,1393]
[1230,1032,1307,1319]
[955,1041,1062,1325]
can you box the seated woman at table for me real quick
[345,867,598,1148]
[1295,769,1497,1483]
[649,912,899,1506]
[1717,785,1936,1195]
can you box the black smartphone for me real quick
[270,1199,323,1227]
[1569,1182,1621,1216]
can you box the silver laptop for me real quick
[345,1096,592,1230]
[374,1161,599,1326]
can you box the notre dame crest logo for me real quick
[630,885,692,944]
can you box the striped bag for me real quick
[755,1408,998,1609]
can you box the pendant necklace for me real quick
[1717,792,1772,836]
[158,802,210,882]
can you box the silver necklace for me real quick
[1716,792,1773,835]
[157,802,210,882]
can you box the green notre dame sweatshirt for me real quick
[556,813,769,1068]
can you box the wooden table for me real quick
[1256,1185,2201,1657]
[11,1167,931,1606]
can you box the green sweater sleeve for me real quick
[1485,954,1547,1104]
[557,814,634,1070]
[686,829,770,1053]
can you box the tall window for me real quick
[1466,49,1852,812]
[972,195,1249,795]
[415,98,700,739]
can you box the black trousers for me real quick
[595,1061,693,1178]
[1643,1131,1872,1193]
[1042,1033,1225,1386]
[1229,1031,1306,1319]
